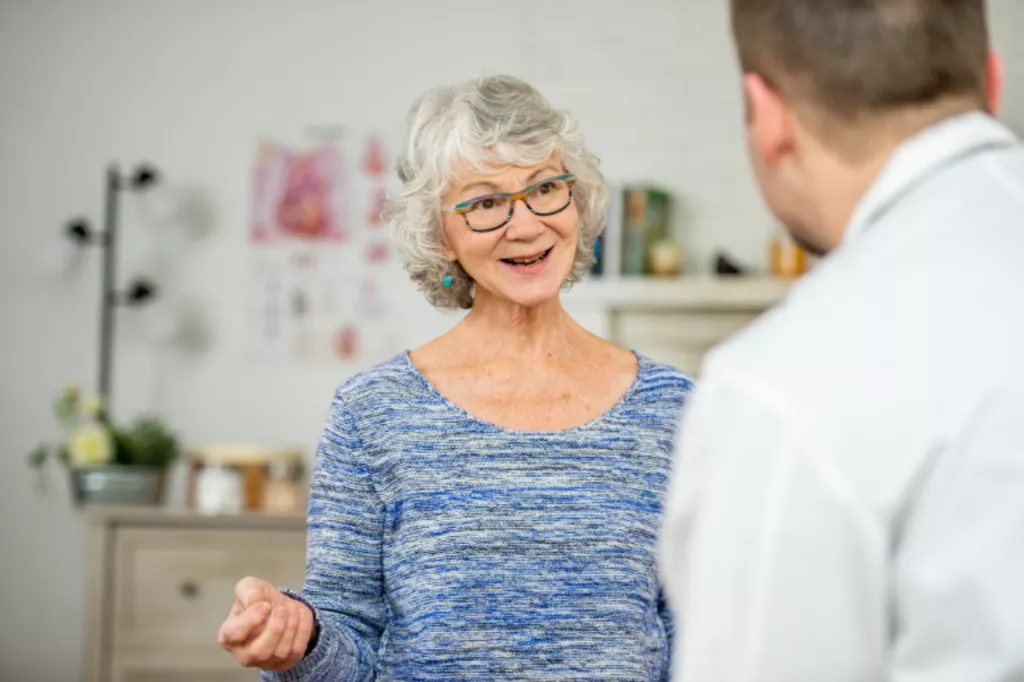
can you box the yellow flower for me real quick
[68,424,114,467]
[83,397,105,419]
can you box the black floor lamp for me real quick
[65,163,162,422]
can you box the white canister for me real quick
[195,464,243,515]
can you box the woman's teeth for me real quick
[503,248,550,266]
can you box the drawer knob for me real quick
[179,580,200,600]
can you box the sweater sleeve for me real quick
[263,389,386,682]
[658,587,675,681]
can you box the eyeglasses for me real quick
[443,174,577,232]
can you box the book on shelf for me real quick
[590,184,676,278]
[622,186,671,276]
[590,181,623,278]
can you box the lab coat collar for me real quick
[841,111,1019,247]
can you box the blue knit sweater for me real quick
[266,352,693,681]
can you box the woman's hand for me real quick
[218,576,315,671]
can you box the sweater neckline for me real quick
[400,350,648,436]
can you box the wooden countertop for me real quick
[85,505,306,530]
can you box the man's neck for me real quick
[810,148,894,252]
[809,97,984,251]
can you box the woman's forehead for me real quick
[449,154,562,192]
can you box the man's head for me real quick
[732,0,1003,254]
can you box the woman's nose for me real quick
[503,200,545,240]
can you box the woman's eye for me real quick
[537,182,555,194]
[468,197,504,212]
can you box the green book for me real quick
[621,187,671,276]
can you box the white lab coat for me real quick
[659,112,1024,682]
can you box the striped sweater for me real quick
[266,352,693,681]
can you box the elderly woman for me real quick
[218,75,693,681]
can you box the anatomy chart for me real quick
[246,128,405,364]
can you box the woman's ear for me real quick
[441,237,458,263]
[438,216,459,262]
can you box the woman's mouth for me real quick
[500,247,553,270]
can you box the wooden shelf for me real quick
[563,276,795,311]
[85,504,305,529]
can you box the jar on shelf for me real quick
[187,444,305,515]
[194,464,243,515]
[648,239,683,277]
[263,459,305,515]
[769,228,808,278]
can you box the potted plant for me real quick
[28,385,182,505]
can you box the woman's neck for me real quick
[454,289,588,364]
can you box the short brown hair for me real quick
[731,0,990,121]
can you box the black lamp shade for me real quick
[131,165,160,189]
[66,218,92,244]
[126,278,158,304]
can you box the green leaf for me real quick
[53,392,79,430]
[112,427,137,465]
[119,415,181,467]
[27,444,49,469]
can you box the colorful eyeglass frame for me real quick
[442,174,577,232]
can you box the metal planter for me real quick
[70,466,167,506]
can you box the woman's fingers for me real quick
[291,604,315,662]
[220,578,314,672]
[248,604,289,662]
[273,607,300,662]
[235,576,273,609]
[218,601,271,648]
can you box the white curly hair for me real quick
[386,75,609,310]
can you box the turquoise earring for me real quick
[443,273,453,288]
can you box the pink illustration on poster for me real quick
[250,140,350,243]
[245,129,407,365]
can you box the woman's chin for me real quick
[484,280,564,309]
[474,256,574,310]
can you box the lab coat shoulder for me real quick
[697,254,949,516]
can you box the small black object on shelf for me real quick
[713,251,748,277]
[62,163,163,421]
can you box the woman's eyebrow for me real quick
[456,181,500,199]
[457,167,562,200]
[524,166,561,184]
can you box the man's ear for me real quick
[986,49,1004,115]
[743,73,793,164]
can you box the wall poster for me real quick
[246,127,405,364]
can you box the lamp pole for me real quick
[64,164,160,423]
[98,165,120,420]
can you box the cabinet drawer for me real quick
[112,527,306,648]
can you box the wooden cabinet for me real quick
[84,507,306,682]
[563,277,792,376]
